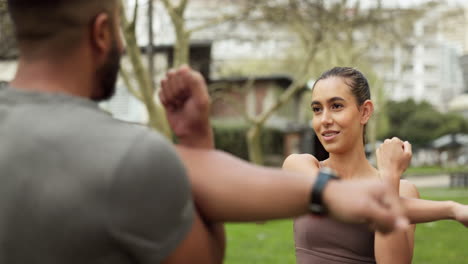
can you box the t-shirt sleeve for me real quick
[106,130,194,263]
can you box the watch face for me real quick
[309,204,325,215]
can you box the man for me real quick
[0,0,408,263]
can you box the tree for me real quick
[160,0,254,67]
[119,0,252,138]
[386,99,419,139]
[211,0,430,164]
[119,0,172,138]
[399,106,444,147]
[0,0,17,60]
[384,99,468,148]
[120,0,443,163]
[438,113,468,136]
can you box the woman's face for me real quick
[311,77,366,154]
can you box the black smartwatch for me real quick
[309,167,340,215]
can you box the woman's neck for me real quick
[322,144,377,180]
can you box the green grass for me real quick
[405,166,446,176]
[405,166,468,176]
[225,188,468,264]
[225,220,295,264]
[413,188,468,264]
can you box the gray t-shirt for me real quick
[0,87,194,264]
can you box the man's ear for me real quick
[90,13,112,63]
[360,100,374,125]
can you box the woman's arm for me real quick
[403,195,468,226]
[376,138,468,227]
[375,180,419,264]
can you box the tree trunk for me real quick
[173,20,191,66]
[247,123,264,165]
[120,1,172,138]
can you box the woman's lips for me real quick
[322,131,340,141]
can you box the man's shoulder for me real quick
[6,89,154,143]
[0,88,174,173]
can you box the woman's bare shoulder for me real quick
[399,179,420,199]
[282,153,319,169]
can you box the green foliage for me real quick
[384,99,468,148]
[438,113,468,136]
[213,122,284,161]
[399,106,444,147]
[386,99,418,137]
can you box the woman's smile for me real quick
[321,130,340,141]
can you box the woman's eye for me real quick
[331,103,343,110]
[312,107,322,113]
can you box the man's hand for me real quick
[159,66,213,148]
[323,179,408,234]
[376,137,412,189]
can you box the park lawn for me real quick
[413,188,468,264]
[225,188,468,264]
[225,220,295,264]
[405,166,468,176]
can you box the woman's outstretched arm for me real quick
[377,138,468,227]
[403,196,468,226]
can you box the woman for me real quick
[283,67,468,264]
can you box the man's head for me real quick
[8,0,123,101]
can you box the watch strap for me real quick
[309,167,339,215]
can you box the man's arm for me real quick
[108,131,224,263]
[162,212,223,264]
[176,145,406,232]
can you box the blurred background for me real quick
[1,0,467,263]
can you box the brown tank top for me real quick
[294,214,376,264]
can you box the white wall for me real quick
[0,60,17,81]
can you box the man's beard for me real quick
[92,40,121,102]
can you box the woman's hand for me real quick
[453,202,468,227]
[376,138,412,189]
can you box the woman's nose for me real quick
[321,110,333,126]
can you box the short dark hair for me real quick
[7,0,117,55]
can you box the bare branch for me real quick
[256,40,319,125]
[120,0,135,34]
[119,0,172,136]
[161,0,180,20]
[188,13,240,34]
[160,0,172,10]
[120,67,144,102]
[130,0,139,31]
[178,0,189,14]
